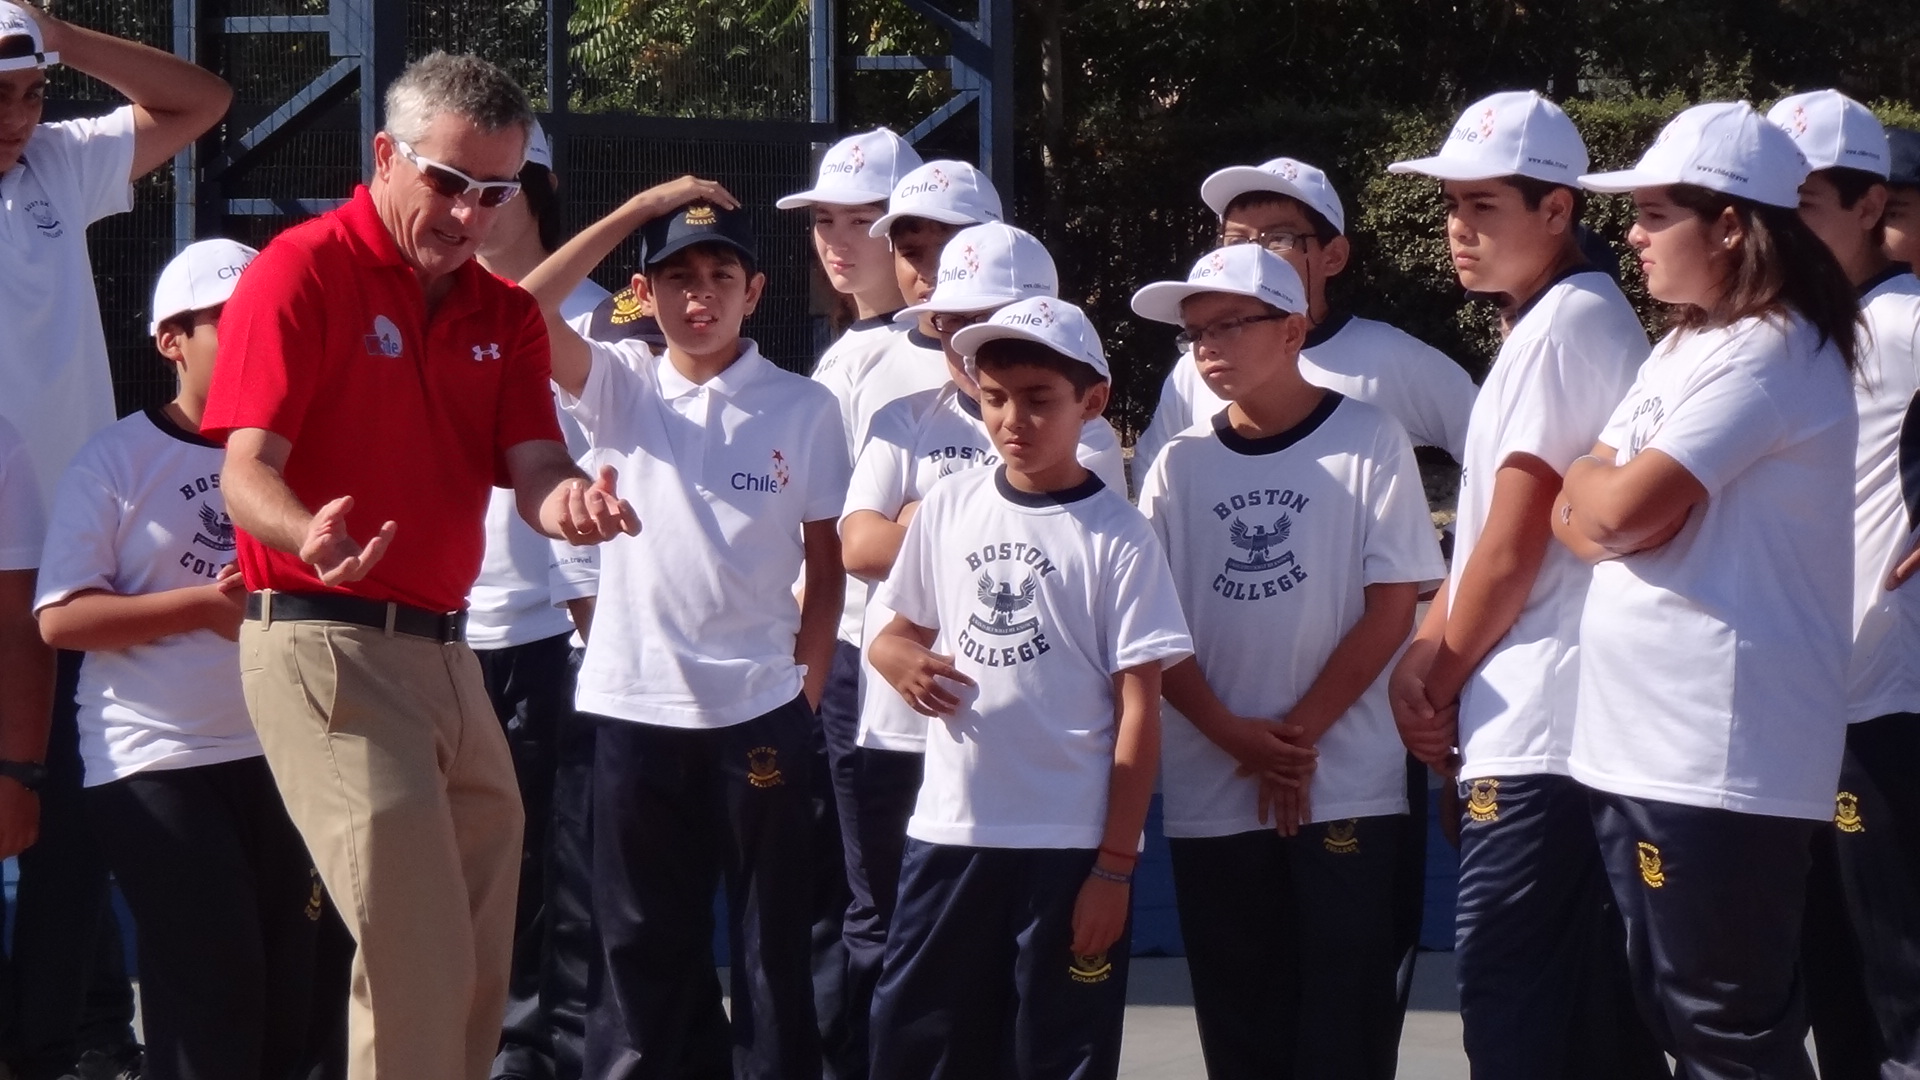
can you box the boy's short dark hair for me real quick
[1218,191,1339,245]
[0,34,37,61]
[518,161,565,254]
[888,215,953,244]
[1818,166,1889,210]
[973,339,1106,398]
[156,315,196,339]
[643,240,758,279]
[1498,175,1589,220]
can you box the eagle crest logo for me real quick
[968,573,1040,636]
[193,504,236,552]
[1224,515,1291,573]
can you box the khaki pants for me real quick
[240,617,523,1080]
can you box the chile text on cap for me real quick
[1767,90,1890,178]
[897,223,1059,322]
[1580,100,1810,210]
[1388,90,1589,185]
[151,238,259,335]
[0,2,56,72]
[1200,157,1347,235]
[952,296,1110,382]
[869,160,1005,237]
[1129,243,1309,326]
[778,128,924,209]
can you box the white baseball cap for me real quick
[1581,101,1810,209]
[524,119,553,170]
[952,296,1110,382]
[1767,90,1889,179]
[151,238,258,335]
[869,160,1004,237]
[0,2,56,71]
[1129,243,1308,326]
[1200,157,1347,234]
[1388,91,1589,185]
[897,223,1058,322]
[777,128,924,209]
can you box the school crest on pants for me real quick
[1636,842,1665,888]
[1069,952,1112,984]
[1466,779,1499,823]
[747,746,784,788]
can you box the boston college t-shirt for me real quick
[877,467,1192,848]
[1571,314,1855,821]
[1139,396,1445,833]
[34,408,260,786]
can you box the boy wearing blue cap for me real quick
[525,195,851,1079]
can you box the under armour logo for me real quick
[472,343,501,362]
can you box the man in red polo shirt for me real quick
[201,52,637,1080]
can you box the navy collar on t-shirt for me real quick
[1510,262,1599,324]
[1211,391,1343,457]
[994,465,1106,507]
[1859,263,1911,299]
[1302,310,1353,350]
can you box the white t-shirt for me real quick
[1570,314,1856,821]
[876,467,1193,848]
[1139,396,1446,833]
[1,107,138,520]
[0,416,44,570]
[845,383,1128,751]
[1450,271,1646,780]
[1134,313,1478,471]
[33,408,260,786]
[1846,270,1920,723]
[466,282,607,648]
[560,339,850,728]
[814,320,942,645]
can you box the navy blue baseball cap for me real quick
[641,200,758,269]
[585,286,667,348]
[1890,127,1920,188]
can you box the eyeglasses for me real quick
[930,309,994,335]
[392,139,522,208]
[1218,229,1316,255]
[1174,313,1289,351]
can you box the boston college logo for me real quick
[970,574,1038,636]
[1225,515,1290,573]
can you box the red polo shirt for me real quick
[202,185,563,613]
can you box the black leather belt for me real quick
[246,591,467,643]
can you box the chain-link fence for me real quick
[48,0,828,418]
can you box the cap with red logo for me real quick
[869,160,1004,237]
[1766,90,1889,178]
[1389,90,1589,186]
[0,2,57,72]
[778,128,924,210]
[897,223,1058,322]
[1200,157,1347,235]
[1581,101,1809,209]
[952,296,1109,382]
[1129,243,1308,326]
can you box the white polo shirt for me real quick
[0,416,44,570]
[466,280,607,648]
[1140,396,1446,833]
[1,107,138,518]
[877,466,1192,848]
[1134,313,1478,471]
[1846,269,1920,723]
[844,382,1128,750]
[560,338,850,728]
[1571,314,1856,821]
[1450,271,1646,781]
[34,408,260,786]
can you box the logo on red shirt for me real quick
[472,342,501,362]
[364,315,404,357]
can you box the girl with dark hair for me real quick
[1551,101,1860,1078]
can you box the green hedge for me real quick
[1049,97,1918,441]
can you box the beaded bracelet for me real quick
[1088,864,1133,885]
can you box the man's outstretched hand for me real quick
[299,496,397,586]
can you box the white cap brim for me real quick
[1385,155,1517,181]
[1199,167,1338,229]
[951,324,1110,381]
[775,187,890,210]
[1577,167,1663,193]
[895,289,1026,323]
[869,206,983,238]
[1130,281,1257,326]
[0,49,56,72]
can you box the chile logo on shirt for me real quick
[1211,488,1311,602]
[364,315,404,358]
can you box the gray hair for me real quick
[383,51,533,151]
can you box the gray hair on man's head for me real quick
[383,51,534,152]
